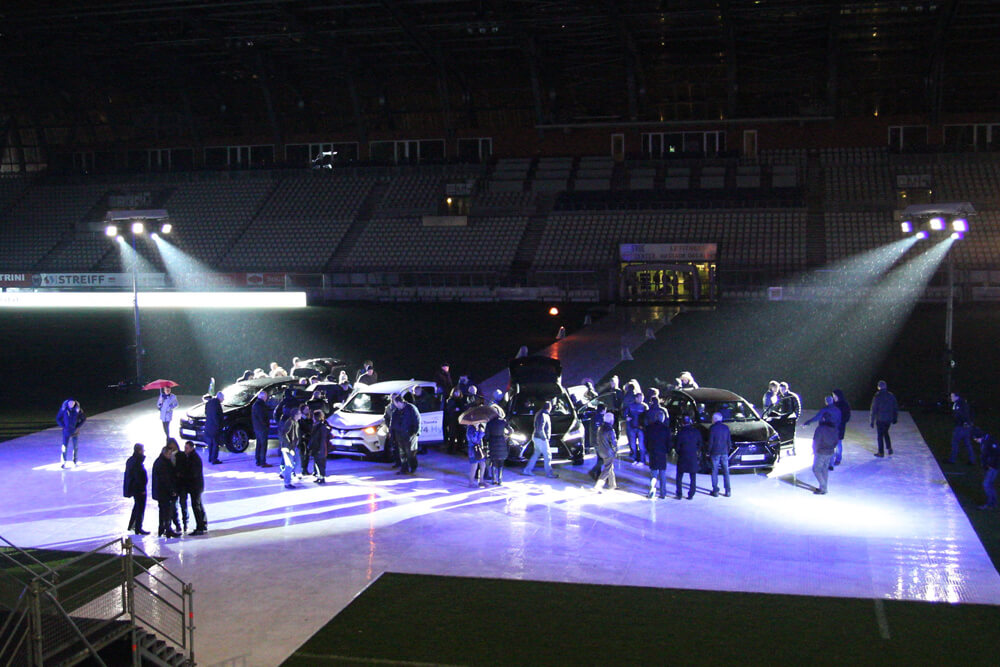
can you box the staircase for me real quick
[509,194,555,279]
[325,180,388,271]
[804,150,827,268]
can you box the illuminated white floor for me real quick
[1,400,999,667]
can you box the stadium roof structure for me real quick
[1,1,999,141]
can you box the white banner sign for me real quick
[620,243,717,262]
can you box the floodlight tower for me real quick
[105,209,170,386]
[900,203,974,395]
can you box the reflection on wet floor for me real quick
[1,399,998,667]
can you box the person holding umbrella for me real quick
[157,387,179,440]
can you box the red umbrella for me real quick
[142,379,179,390]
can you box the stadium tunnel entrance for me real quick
[618,243,718,303]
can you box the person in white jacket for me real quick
[158,387,180,440]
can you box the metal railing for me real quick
[0,535,194,666]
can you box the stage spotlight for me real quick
[160,222,172,234]
[549,306,559,316]
[131,222,145,235]
[916,230,929,240]
[952,218,968,232]
[105,224,118,237]
[929,217,945,231]
[900,221,913,234]
[951,232,964,240]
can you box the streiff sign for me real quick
[34,273,167,288]
[619,243,717,262]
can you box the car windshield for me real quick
[342,392,391,415]
[510,388,573,416]
[695,399,759,423]
[220,383,260,407]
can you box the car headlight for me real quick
[509,432,528,444]
[363,426,377,436]
[563,422,584,442]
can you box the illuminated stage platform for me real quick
[2,400,998,667]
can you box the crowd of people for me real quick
[123,437,208,538]
[54,358,1000,539]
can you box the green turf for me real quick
[283,573,1000,666]
[1,547,161,610]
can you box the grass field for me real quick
[283,573,1000,667]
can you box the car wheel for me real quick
[226,427,250,453]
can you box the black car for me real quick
[179,377,306,453]
[663,387,781,471]
[291,357,348,380]
[504,356,586,465]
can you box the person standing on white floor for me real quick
[594,412,618,492]
[279,406,301,489]
[157,387,179,440]
[57,399,86,468]
[812,416,838,495]
[523,401,558,478]
[707,412,732,498]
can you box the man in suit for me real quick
[123,443,149,535]
[869,381,898,457]
[674,416,702,499]
[151,446,181,538]
[204,392,224,464]
[178,440,208,535]
[251,390,273,467]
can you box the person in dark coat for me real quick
[707,412,732,497]
[356,361,378,386]
[123,443,149,535]
[832,389,851,467]
[390,395,421,474]
[947,391,976,465]
[178,440,208,535]
[623,390,649,464]
[309,409,330,484]
[869,380,898,457]
[151,446,181,538]
[674,416,702,499]
[444,387,466,453]
[272,387,299,424]
[593,412,618,492]
[204,391,224,464]
[644,409,671,499]
[585,403,610,481]
[973,429,999,510]
[435,363,454,400]
[467,423,488,487]
[251,390,273,467]
[57,398,86,468]
[485,412,509,485]
[812,417,839,494]
[298,405,313,475]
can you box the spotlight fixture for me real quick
[929,217,945,231]
[131,222,145,234]
[952,218,968,232]
[951,232,964,241]
[160,222,172,234]
[900,221,913,234]
[105,224,118,237]
[915,230,929,240]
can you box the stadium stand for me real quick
[823,211,897,261]
[337,215,528,272]
[0,184,108,269]
[532,210,806,273]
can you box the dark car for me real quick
[179,377,306,453]
[291,357,348,380]
[505,356,586,465]
[663,387,781,471]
